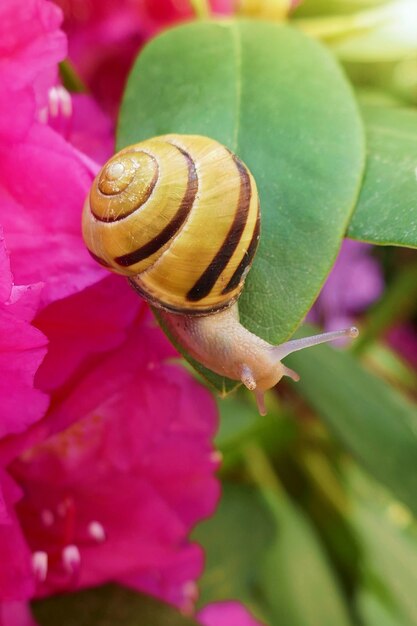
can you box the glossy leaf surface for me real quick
[118,20,364,391]
[349,105,417,248]
[353,502,417,626]
[259,493,353,626]
[193,483,275,617]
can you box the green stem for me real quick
[59,60,87,93]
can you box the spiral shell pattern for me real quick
[82,134,260,314]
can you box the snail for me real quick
[82,134,358,415]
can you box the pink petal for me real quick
[6,305,218,602]
[58,93,114,164]
[0,0,66,104]
[0,123,105,307]
[0,309,49,438]
[0,601,37,626]
[10,346,218,603]
[198,602,266,626]
[0,85,35,143]
[7,283,44,324]
[0,237,48,439]
[0,471,34,600]
[123,543,203,609]
[0,231,13,303]
[35,276,141,392]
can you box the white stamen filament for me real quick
[32,551,48,582]
[48,86,73,119]
[88,520,106,543]
[57,86,73,118]
[62,544,81,574]
[48,86,59,117]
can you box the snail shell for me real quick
[83,133,360,416]
[82,134,260,315]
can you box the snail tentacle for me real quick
[83,133,359,416]
[240,364,257,391]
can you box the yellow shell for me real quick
[82,134,260,314]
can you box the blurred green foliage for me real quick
[33,586,200,626]
[35,1,417,624]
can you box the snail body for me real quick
[83,133,358,415]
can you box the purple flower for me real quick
[310,240,384,336]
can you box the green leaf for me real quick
[244,443,354,626]
[259,494,354,626]
[346,468,417,626]
[215,392,298,472]
[285,334,417,516]
[193,482,275,618]
[215,392,263,448]
[353,502,417,626]
[32,585,200,626]
[118,20,364,392]
[194,477,354,626]
[357,591,411,626]
[348,105,417,248]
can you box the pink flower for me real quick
[53,0,189,117]
[42,88,114,165]
[0,121,106,307]
[0,234,48,439]
[0,469,35,600]
[1,305,219,606]
[0,0,106,308]
[0,270,220,608]
[198,601,265,626]
[54,0,233,117]
[0,0,65,142]
[0,601,37,626]
[0,0,220,615]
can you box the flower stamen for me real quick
[88,520,106,543]
[62,544,81,574]
[32,551,48,582]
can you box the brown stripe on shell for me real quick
[186,155,252,303]
[87,249,112,268]
[221,208,260,294]
[90,153,159,223]
[115,145,198,267]
[128,278,237,315]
